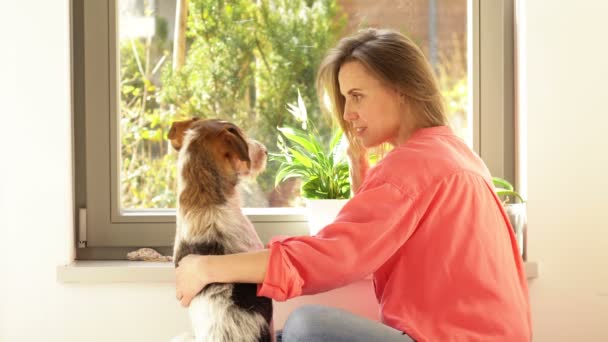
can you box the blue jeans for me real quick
[277,305,414,342]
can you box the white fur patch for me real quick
[187,285,268,342]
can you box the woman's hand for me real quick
[347,144,370,194]
[175,250,270,307]
[175,254,209,308]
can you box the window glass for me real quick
[117,0,469,210]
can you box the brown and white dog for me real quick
[168,118,273,342]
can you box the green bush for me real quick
[120,0,345,208]
[119,34,177,208]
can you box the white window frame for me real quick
[73,0,516,259]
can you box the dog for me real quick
[168,118,273,342]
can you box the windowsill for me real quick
[57,260,539,283]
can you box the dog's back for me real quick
[169,118,273,342]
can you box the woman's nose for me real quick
[343,107,358,121]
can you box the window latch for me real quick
[78,208,87,248]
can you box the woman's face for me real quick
[338,61,413,148]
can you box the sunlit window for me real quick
[117,0,469,210]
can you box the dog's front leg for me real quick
[172,229,182,267]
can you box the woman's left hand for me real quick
[346,143,369,194]
[175,254,209,307]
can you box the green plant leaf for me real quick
[492,176,525,202]
[274,164,309,186]
[329,129,343,150]
[495,189,525,203]
[277,127,317,153]
[301,177,322,198]
[492,176,514,191]
[288,147,313,168]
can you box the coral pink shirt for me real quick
[257,126,531,341]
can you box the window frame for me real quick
[472,0,516,184]
[73,0,516,258]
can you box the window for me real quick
[73,0,515,259]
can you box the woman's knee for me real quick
[282,305,329,340]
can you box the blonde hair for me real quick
[317,28,447,150]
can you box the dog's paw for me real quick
[170,332,195,342]
[127,247,172,262]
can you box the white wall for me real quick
[524,1,608,341]
[0,1,188,341]
[2,0,608,341]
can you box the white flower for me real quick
[287,89,308,130]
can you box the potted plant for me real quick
[271,91,351,235]
[492,176,526,258]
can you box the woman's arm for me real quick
[175,249,270,307]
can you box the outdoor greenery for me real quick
[436,34,469,142]
[119,0,470,209]
[119,24,177,208]
[120,0,345,208]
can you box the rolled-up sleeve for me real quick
[257,180,420,301]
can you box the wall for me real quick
[524,1,608,341]
[0,2,185,341]
[338,0,467,59]
[2,0,608,341]
[0,1,187,341]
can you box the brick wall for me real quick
[337,0,467,65]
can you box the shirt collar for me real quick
[409,125,454,140]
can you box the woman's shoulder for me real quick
[367,134,491,198]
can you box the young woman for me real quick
[175,28,532,342]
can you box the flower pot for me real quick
[304,198,349,235]
[504,202,527,258]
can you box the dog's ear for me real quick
[223,126,251,173]
[168,118,199,151]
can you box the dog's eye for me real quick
[227,127,239,135]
